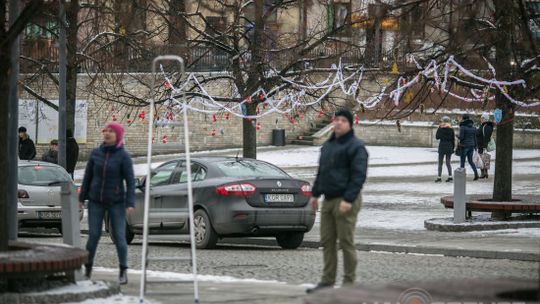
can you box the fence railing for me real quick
[21,39,405,74]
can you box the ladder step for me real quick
[146,279,194,284]
[147,256,192,262]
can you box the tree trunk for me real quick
[492,0,514,219]
[242,102,257,159]
[66,0,79,133]
[242,0,264,159]
[0,45,10,252]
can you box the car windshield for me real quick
[18,165,72,186]
[217,160,289,178]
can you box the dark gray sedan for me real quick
[116,157,316,249]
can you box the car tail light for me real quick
[216,183,256,197]
[18,190,29,199]
[300,183,312,197]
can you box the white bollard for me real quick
[453,168,467,223]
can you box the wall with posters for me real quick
[18,99,88,144]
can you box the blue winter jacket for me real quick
[459,119,477,148]
[79,144,135,208]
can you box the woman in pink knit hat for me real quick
[79,122,135,285]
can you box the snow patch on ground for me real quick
[93,267,286,285]
[69,294,160,304]
[26,280,109,296]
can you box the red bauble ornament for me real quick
[256,122,261,131]
[127,119,133,124]
[161,135,167,144]
[211,129,216,136]
[318,111,323,118]
[212,113,217,123]
[138,111,146,120]
[354,113,359,125]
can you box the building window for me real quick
[328,1,352,37]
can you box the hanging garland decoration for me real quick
[152,56,538,128]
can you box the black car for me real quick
[110,157,316,249]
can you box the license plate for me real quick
[38,211,62,219]
[264,194,294,203]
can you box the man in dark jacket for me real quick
[307,108,368,293]
[476,113,494,179]
[41,139,59,164]
[458,114,479,180]
[66,129,79,178]
[18,126,36,160]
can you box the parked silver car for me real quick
[17,161,83,234]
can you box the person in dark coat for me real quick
[18,126,36,160]
[458,114,479,180]
[79,122,135,285]
[307,109,369,293]
[476,113,494,179]
[66,129,79,178]
[435,116,454,183]
[41,139,59,164]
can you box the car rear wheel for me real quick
[108,220,135,245]
[193,209,218,249]
[276,232,304,249]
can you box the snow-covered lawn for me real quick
[73,145,540,180]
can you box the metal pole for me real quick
[7,0,20,241]
[453,168,466,223]
[58,0,67,170]
[182,72,200,304]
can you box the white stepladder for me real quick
[139,55,199,304]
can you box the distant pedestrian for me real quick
[79,122,135,285]
[41,139,59,164]
[66,129,79,178]
[307,108,369,293]
[435,116,454,183]
[18,126,36,160]
[476,113,494,179]
[458,114,479,180]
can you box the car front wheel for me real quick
[193,209,218,249]
[276,232,304,249]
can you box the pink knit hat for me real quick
[105,122,124,148]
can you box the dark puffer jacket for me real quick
[312,130,369,204]
[459,119,477,148]
[79,144,135,207]
[476,122,494,150]
[436,125,455,154]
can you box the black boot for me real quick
[306,282,333,294]
[473,171,479,181]
[84,263,93,279]
[119,267,128,285]
[446,177,453,182]
[435,177,442,183]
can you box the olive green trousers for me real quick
[320,196,362,285]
